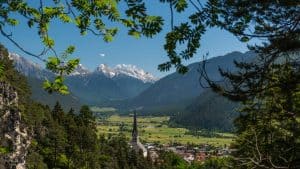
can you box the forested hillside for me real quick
[171,89,239,131]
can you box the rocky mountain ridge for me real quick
[9,53,157,83]
[0,82,30,169]
[96,64,157,83]
[8,53,155,106]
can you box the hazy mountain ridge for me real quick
[125,51,255,114]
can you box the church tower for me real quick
[131,111,138,143]
[130,111,147,157]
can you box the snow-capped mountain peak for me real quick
[96,64,116,77]
[114,64,157,83]
[8,52,157,83]
[96,64,157,83]
[70,64,90,76]
[8,53,51,79]
[9,53,42,70]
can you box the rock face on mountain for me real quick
[0,82,30,169]
[96,64,157,83]
[9,53,52,79]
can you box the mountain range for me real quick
[10,51,255,131]
[9,53,155,109]
[122,51,254,114]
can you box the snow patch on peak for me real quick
[96,64,157,83]
[114,64,157,83]
[96,64,116,77]
[70,64,90,76]
[7,53,157,82]
[9,53,41,69]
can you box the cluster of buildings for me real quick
[129,112,234,163]
[164,144,231,163]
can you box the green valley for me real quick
[97,115,234,146]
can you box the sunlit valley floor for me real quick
[97,115,234,146]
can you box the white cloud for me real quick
[99,53,105,57]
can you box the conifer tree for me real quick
[228,60,300,168]
[52,102,65,124]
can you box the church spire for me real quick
[131,111,138,143]
[130,111,147,157]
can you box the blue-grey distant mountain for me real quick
[9,53,53,78]
[125,51,255,114]
[9,53,82,110]
[64,64,155,105]
[9,53,156,107]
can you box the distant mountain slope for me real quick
[28,77,82,111]
[170,89,239,131]
[9,53,53,78]
[126,51,255,114]
[65,72,152,105]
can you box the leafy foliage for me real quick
[158,0,300,73]
[0,0,163,94]
[42,46,79,94]
[156,1,300,168]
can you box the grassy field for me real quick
[97,115,234,146]
[90,106,117,113]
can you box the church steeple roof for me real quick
[132,111,138,143]
[130,111,147,157]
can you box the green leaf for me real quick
[42,36,55,48]
[43,80,53,93]
[103,34,113,42]
[46,57,60,73]
[66,46,75,54]
[66,58,80,74]
[241,36,250,42]
[43,76,70,95]
[128,30,141,39]
[174,0,188,12]
[121,19,135,27]
[54,76,63,84]
[7,18,19,26]
[59,13,72,23]
[58,85,69,95]
[27,19,34,28]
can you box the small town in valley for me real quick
[129,112,235,163]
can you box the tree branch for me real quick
[0,29,47,62]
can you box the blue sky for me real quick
[0,1,257,78]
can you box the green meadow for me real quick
[97,115,234,146]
